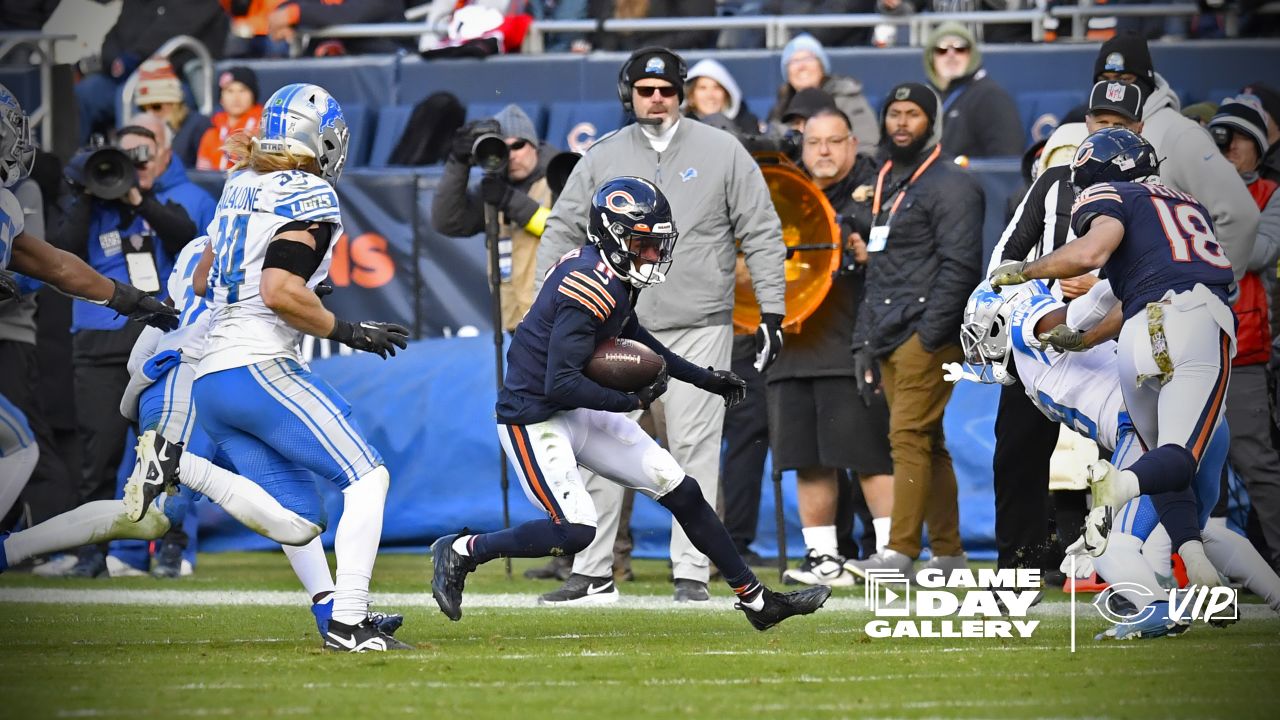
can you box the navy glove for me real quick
[328,319,410,359]
[852,347,880,407]
[105,280,179,331]
[314,280,334,298]
[632,369,669,411]
[753,312,784,373]
[698,367,747,409]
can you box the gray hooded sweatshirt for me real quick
[535,119,786,331]
[1143,72,1260,285]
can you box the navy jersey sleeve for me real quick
[1070,182,1125,238]
[621,314,713,386]
[544,275,637,413]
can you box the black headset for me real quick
[616,46,688,115]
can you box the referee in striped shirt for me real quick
[985,80,1146,576]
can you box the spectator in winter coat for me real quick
[196,67,262,171]
[923,22,1023,158]
[683,59,761,136]
[767,34,879,153]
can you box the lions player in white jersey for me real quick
[954,281,1280,638]
[0,83,177,524]
[126,84,410,653]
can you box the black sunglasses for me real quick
[635,86,678,98]
[507,138,530,151]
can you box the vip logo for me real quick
[864,569,910,616]
[1169,586,1238,624]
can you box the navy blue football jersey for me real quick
[496,245,644,424]
[1070,181,1233,319]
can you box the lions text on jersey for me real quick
[198,169,342,378]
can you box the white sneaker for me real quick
[31,554,78,577]
[844,548,914,581]
[784,550,855,587]
[106,555,148,578]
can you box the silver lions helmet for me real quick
[256,83,349,184]
[0,83,36,189]
[959,281,1016,385]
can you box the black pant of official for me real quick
[721,335,769,556]
[72,326,142,510]
[0,340,77,529]
[993,378,1060,570]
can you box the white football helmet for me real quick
[0,83,35,189]
[959,281,1016,385]
[256,83,349,184]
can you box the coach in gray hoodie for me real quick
[534,47,787,604]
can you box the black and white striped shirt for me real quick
[988,164,1078,296]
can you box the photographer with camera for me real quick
[431,104,553,332]
[51,113,216,577]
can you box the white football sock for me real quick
[1176,539,1221,587]
[1141,523,1173,580]
[179,452,321,546]
[801,525,839,558]
[282,536,335,600]
[0,445,37,519]
[1203,518,1280,613]
[872,517,891,553]
[332,465,389,625]
[1093,531,1162,610]
[2,500,169,566]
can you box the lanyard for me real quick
[872,143,942,224]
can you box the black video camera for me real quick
[467,119,508,175]
[74,140,153,201]
[738,130,804,164]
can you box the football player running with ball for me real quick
[431,177,831,630]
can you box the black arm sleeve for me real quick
[545,304,639,413]
[430,158,485,237]
[621,314,714,387]
[48,193,93,258]
[136,195,197,256]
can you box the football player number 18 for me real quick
[1150,198,1230,269]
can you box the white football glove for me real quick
[1060,535,1097,579]
[942,362,982,384]
[1081,504,1112,558]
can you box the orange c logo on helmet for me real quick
[1073,142,1094,168]
[605,190,637,213]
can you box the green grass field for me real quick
[2,553,1278,719]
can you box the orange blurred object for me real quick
[733,152,841,335]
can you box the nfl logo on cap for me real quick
[1106,83,1126,102]
[895,87,910,100]
[645,56,665,74]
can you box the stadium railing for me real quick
[296,4,1280,54]
[117,35,217,118]
[0,30,74,147]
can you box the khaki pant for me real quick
[880,334,965,559]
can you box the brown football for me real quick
[584,337,666,392]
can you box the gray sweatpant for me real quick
[1226,364,1280,570]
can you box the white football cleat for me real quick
[123,430,182,523]
[1081,505,1113,558]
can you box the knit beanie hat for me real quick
[494,104,537,144]
[1093,33,1156,97]
[133,58,183,107]
[780,33,831,78]
[1210,94,1270,157]
[217,66,259,104]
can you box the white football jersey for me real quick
[157,234,213,362]
[0,186,24,270]
[198,169,342,377]
[1008,290,1125,451]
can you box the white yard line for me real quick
[0,587,1274,619]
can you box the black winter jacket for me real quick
[934,69,1024,159]
[850,146,985,358]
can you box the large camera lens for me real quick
[472,133,509,174]
[84,147,137,200]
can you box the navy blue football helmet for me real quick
[1070,127,1160,193]
[588,176,678,288]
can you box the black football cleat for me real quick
[431,534,477,621]
[123,430,182,522]
[736,585,832,631]
[323,618,412,652]
[369,610,404,635]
